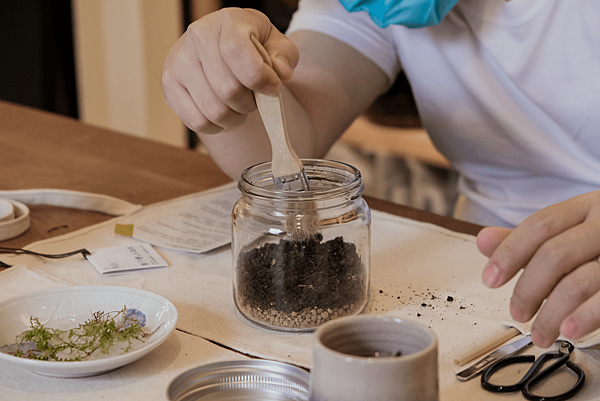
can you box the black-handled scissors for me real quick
[481,340,585,401]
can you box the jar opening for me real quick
[238,159,363,201]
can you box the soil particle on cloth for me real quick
[371,284,504,329]
[369,286,481,327]
[236,234,367,329]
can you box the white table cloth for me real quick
[1,187,599,400]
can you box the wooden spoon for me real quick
[251,35,310,191]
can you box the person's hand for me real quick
[161,8,299,134]
[477,191,600,348]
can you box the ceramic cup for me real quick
[309,315,439,401]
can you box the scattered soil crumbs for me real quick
[367,285,504,328]
[236,234,367,329]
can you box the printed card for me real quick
[87,244,168,274]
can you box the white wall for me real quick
[72,0,186,147]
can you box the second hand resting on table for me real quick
[478,192,600,348]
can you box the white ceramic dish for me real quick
[0,199,14,222]
[0,286,178,377]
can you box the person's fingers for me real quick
[530,259,600,347]
[186,59,248,130]
[560,262,600,341]
[163,48,245,133]
[481,194,592,290]
[188,22,261,115]
[478,226,513,287]
[162,69,224,134]
[215,10,285,95]
[479,192,600,347]
[477,226,512,258]
[215,9,299,94]
[262,27,299,82]
[508,217,600,325]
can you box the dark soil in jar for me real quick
[236,234,366,328]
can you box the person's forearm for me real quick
[198,110,270,180]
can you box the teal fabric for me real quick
[338,0,460,28]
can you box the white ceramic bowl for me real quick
[0,199,14,222]
[0,286,178,377]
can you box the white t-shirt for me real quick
[287,0,600,227]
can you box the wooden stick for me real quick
[250,35,317,240]
[454,327,520,366]
[251,35,307,189]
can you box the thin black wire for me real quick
[0,246,90,268]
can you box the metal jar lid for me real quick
[167,359,310,401]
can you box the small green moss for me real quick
[14,306,153,361]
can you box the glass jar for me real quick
[232,159,371,332]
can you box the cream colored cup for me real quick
[309,315,439,401]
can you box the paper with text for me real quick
[87,244,168,274]
[127,183,241,253]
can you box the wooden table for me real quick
[0,100,481,249]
